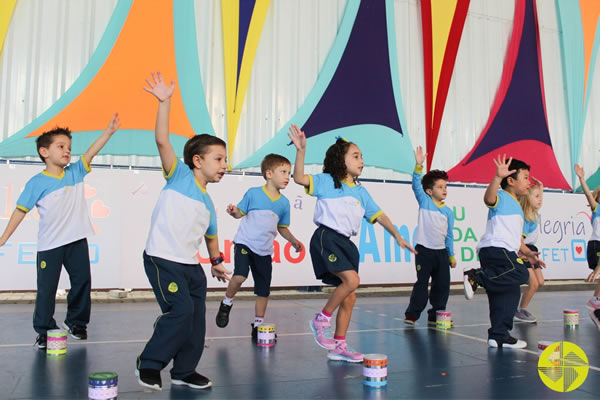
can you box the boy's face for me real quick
[195,145,227,183]
[39,134,72,168]
[427,179,447,202]
[266,163,291,190]
[344,144,364,178]
[509,169,530,196]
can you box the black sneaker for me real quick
[171,372,212,389]
[251,324,258,340]
[34,334,47,349]
[136,368,162,391]
[463,268,480,300]
[63,322,87,340]
[488,336,527,349]
[216,301,232,328]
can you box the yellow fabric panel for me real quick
[430,0,457,120]
[0,0,17,56]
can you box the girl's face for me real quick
[528,187,543,210]
[344,144,364,179]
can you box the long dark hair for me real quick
[323,138,356,189]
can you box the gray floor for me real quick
[0,291,598,399]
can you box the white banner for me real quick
[0,163,594,290]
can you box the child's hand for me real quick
[586,265,600,282]
[493,154,516,178]
[288,124,306,151]
[106,113,121,135]
[396,237,417,255]
[211,263,232,283]
[526,252,546,268]
[450,260,457,268]
[143,71,175,102]
[0,236,6,247]
[292,241,303,253]
[531,176,543,188]
[414,146,426,166]
[226,204,238,217]
[574,164,585,179]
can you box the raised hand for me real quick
[574,164,585,179]
[531,176,543,188]
[414,146,426,166]
[226,204,238,216]
[287,124,306,151]
[143,71,175,102]
[106,113,121,135]
[493,154,515,178]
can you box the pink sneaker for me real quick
[586,297,600,311]
[327,342,364,363]
[309,315,336,350]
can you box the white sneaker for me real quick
[488,337,527,349]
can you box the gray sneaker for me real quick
[514,308,537,323]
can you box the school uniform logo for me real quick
[516,258,524,264]
[416,264,421,271]
[168,282,178,293]
[40,261,47,269]
[328,254,337,262]
[241,248,248,255]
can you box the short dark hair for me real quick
[323,138,355,189]
[422,169,448,193]
[500,158,530,189]
[36,127,72,162]
[261,153,291,179]
[183,134,227,169]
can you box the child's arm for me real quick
[226,204,244,219]
[0,209,26,247]
[374,214,417,254]
[520,239,546,268]
[82,113,121,164]
[205,235,232,282]
[143,72,177,174]
[575,164,598,211]
[484,154,516,206]
[446,212,457,268]
[288,124,310,187]
[411,146,427,203]
[277,226,302,252]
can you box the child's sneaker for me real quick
[251,323,258,340]
[327,342,364,363]
[463,268,480,300]
[590,309,600,331]
[136,368,162,391]
[215,301,232,328]
[63,322,87,340]
[514,308,537,323]
[586,297,600,311]
[34,334,47,349]
[171,372,212,390]
[309,315,336,350]
[487,336,527,349]
[403,315,417,325]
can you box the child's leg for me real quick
[225,275,247,299]
[476,248,530,290]
[33,246,64,334]
[487,284,521,342]
[405,246,434,320]
[323,270,360,315]
[255,296,268,322]
[518,268,539,309]
[138,253,195,371]
[62,238,91,327]
[171,264,207,380]
[427,250,450,321]
[249,252,273,325]
[334,291,356,338]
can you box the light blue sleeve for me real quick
[411,165,428,207]
[306,173,328,198]
[445,207,455,257]
[71,157,91,180]
[164,158,186,182]
[278,199,290,227]
[205,194,218,238]
[237,189,253,215]
[16,176,41,213]
[362,188,383,224]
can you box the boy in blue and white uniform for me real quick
[216,154,302,338]
[464,156,545,348]
[404,146,456,325]
[0,114,121,348]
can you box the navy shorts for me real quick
[588,240,600,270]
[233,243,273,297]
[309,225,359,286]
[523,244,541,269]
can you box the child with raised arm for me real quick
[136,72,231,391]
[574,164,600,330]
[514,177,545,323]
[463,155,545,348]
[0,114,120,348]
[404,146,456,326]
[215,153,302,339]
[289,124,415,363]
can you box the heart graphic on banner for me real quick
[575,246,582,255]
[91,200,110,218]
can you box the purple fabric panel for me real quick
[466,0,551,164]
[301,0,403,138]
[237,0,256,91]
